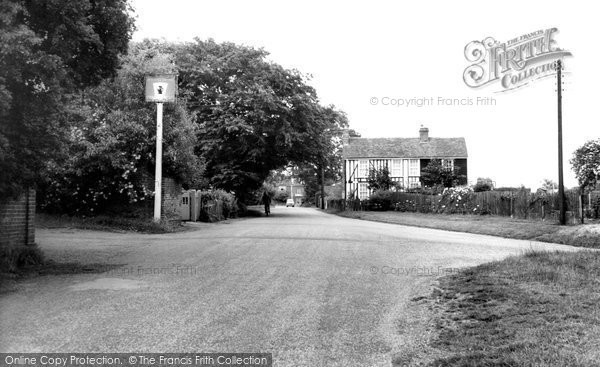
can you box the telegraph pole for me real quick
[321,161,326,209]
[556,59,566,225]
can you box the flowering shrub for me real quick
[38,44,204,216]
[437,186,475,214]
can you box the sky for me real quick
[130,0,599,190]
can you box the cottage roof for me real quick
[344,137,468,159]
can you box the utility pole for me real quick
[321,161,325,209]
[557,59,566,225]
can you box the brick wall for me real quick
[0,189,36,269]
[130,171,182,222]
[161,177,182,221]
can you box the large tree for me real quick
[0,0,134,198]
[172,39,347,201]
[571,139,600,192]
[39,41,203,214]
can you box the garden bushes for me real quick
[198,189,238,222]
[330,187,589,219]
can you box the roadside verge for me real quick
[329,210,600,248]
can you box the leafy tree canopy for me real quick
[39,41,203,214]
[571,139,600,192]
[171,39,347,200]
[367,166,396,191]
[420,159,463,188]
[0,0,134,198]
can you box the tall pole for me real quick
[557,59,566,225]
[321,162,325,209]
[154,102,163,222]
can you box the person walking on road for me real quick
[261,190,271,216]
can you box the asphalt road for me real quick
[0,207,580,366]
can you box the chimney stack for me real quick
[342,129,350,147]
[419,126,429,142]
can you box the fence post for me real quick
[579,194,584,224]
[510,194,514,218]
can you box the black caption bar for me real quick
[0,354,272,367]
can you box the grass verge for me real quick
[36,213,185,233]
[424,250,600,366]
[331,210,600,248]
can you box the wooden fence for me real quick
[328,190,600,223]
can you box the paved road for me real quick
[0,208,579,366]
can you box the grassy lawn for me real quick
[332,210,600,248]
[423,250,600,366]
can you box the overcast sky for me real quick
[130,0,599,189]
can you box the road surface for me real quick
[0,207,579,366]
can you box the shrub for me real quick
[368,190,396,211]
[273,190,289,203]
[437,186,475,214]
[406,186,444,195]
[473,181,493,192]
[199,189,238,221]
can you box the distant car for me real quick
[285,199,295,207]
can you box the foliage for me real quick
[405,186,443,195]
[420,159,463,188]
[438,186,476,214]
[348,129,361,137]
[571,139,600,192]
[367,166,397,191]
[171,39,347,202]
[540,178,558,192]
[367,189,396,211]
[473,177,493,192]
[38,42,204,215]
[495,186,529,192]
[199,189,238,220]
[0,0,134,198]
[273,190,289,203]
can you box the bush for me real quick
[406,186,444,195]
[473,181,493,192]
[495,186,529,192]
[368,190,396,211]
[437,186,475,214]
[199,189,238,221]
[273,190,289,203]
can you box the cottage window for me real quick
[409,159,419,176]
[358,183,369,199]
[408,177,420,188]
[359,160,368,178]
[392,159,402,177]
[442,159,454,169]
